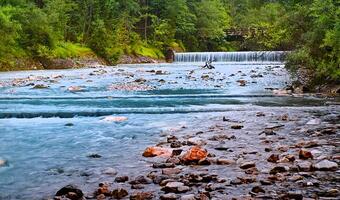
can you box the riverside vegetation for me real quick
[0,0,339,88]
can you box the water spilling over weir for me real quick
[174,51,287,63]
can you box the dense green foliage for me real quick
[0,0,339,84]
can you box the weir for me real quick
[174,51,287,63]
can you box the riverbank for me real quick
[52,107,339,200]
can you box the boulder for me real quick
[181,146,208,164]
[143,146,172,158]
[115,176,129,183]
[96,183,111,196]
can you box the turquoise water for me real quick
[0,63,334,199]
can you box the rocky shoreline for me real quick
[52,107,339,200]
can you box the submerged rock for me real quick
[55,185,84,200]
[299,149,313,159]
[0,159,8,167]
[102,116,128,122]
[115,176,129,183]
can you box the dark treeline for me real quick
[0,0,339,83]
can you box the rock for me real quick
[181,146,208,164]
[198,158,211,165]
[205,183,225,192]
[269,166,288,174]
[167,135,178,143]
[129,176,152,185]
[153,163,175,168]
[310,149,322,158]
[166,157,181,165]
[231,124,244,129]
[96,183,111,196]
[131,184,144,189]
[134,78,146,83]
[162,168,181,175]
[267,154,280,163]
[282,191,303,200]
[216,158,235,165]
[115,176,129,183]
[314,160,338,171]
[180,194,195,200]
[171,141,182,148]
[297,161,312,172]
[251,186,265,193]
[299,149,313,159]
[240,161,256,169]
[160,193,177,200]
[102,116,128,122]
[67,86,84,92]
[142,146,172,157]
[55,185,84,200]
[102,167,118,175]
[318,189,339,197]
[130,192,154,200]
[33,84,49,89]
[256,112,265,117]
[288,175,303,182]
[112,188,128,199]
[306,118,321,125]
[280,155,295,162]
[96,194,106,200]
[87,153,102,158]
[64,123,74,126]
[162,182,187,193]
[237,79,247,86]
[0,159,8,167]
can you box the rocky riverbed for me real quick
[0,63,338,200]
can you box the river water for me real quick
[0,62,338,199]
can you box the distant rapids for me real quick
[174,51,287,63]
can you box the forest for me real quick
[0,0,339,85]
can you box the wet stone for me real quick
[231,124,244,129]
[130,191,154,200]
[171,141,182,148]
[299,149,313,160]
[240,161,256,169]
[115,176,129,183]
[112,188,128,199]
[162,168,181,175]
[267,154,280,163]
[251,186,265,193]
[87,153,102,158]
[96,183,110,196]
[160,193,177,200]
[180,194,195,200]
[153,163,175,168]
[162,182,185,193]
[297,161,312,172]
[129,176,152,185]
[314,160,338,171]
[270,166,288,174]
[55,185,84,200]
[131,184,144,189]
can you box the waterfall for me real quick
[174,51,287,63]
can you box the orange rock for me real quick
[181,146,208,163]
[142,146,172,158]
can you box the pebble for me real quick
[231,124,244,129]
[267,154,280,163]
[269,166,288,174]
